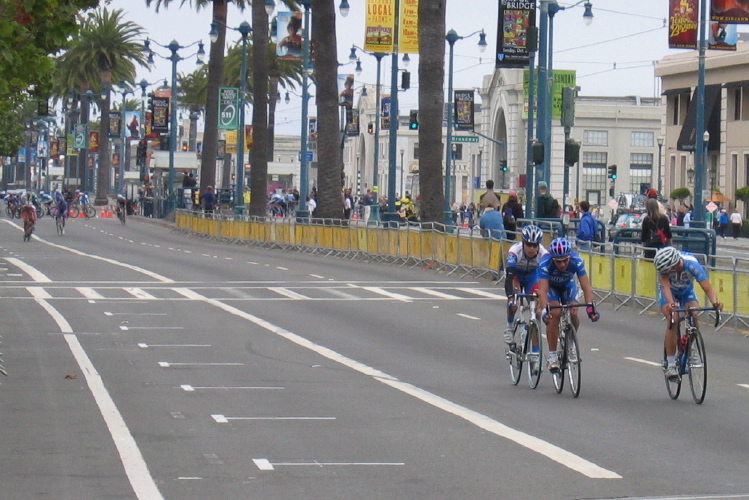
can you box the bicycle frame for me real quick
[546,302,595,398]
[506,292,543,388]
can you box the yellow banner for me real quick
[365,0,395,53]
[226,130,237,154]
[399,0,419,54]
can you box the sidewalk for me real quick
[715,234,749,252]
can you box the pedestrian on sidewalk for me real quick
[718,209,730,239]
[730,209,743,239]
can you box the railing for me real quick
[174,211,749,332]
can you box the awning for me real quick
[662,87,691,96]
[709,192,731,203]
[724,80,749,89]
[676,84,721,152]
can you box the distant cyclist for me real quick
[54,191,68,219]
[503,225,548,344]
[537,237,599,372]
[653,246,723,380]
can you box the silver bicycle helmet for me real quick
[654,246,681,273]
[521,224,544,243]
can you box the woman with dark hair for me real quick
[641,198,672,260]
[500,190,524,239]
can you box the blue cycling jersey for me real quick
[506,241,548,282]
[658,252,708,292]
[538,252,587,288]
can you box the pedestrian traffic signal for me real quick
[401,71,411,91]
[564,138,580,165]
[500,160,508,172]
[532,140,544,165]
[409,110,418,130]
[136,139,148,167]
[608,164,618,179]
[367,122,374,134]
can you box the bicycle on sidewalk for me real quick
[545,302,595,398]
[664,306,720,404]
[506,292,543,388]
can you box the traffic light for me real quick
[532,140,544,165]
[561,87,576,129]
[500,160,508,172]
[608,164,618,179]
[367,122,374,134]
[564,138,580,165]
[401,71,411,91]
[409,110,418,130]
[136,139,148,167]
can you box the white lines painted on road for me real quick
[276,266,289,271]
[158,362,244,368]
[77,287,105,299]
[409,287,458,299]
[738,384,749,390]
[457,313,481,320]
[456,287,505,300]
[120,326,184,331]
[252,458,404,471]
[624,357,662,367]
[212,414,335,423]
[360,286,413,302]
[138,343,210,348]
[105,312,167,316]
[175,287,620,479]
[269,287,308,300]
[309,274,325,279]
[5,257,51,282]
[124,288,157,300]
[181,384,283,392]
[28,287,164,500]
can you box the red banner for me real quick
[711,0,749,23]
[88,131,99,154]
[669,0,698,49]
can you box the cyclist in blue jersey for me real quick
[653,246,722,380]
[54,191,68,219]
[503,225,548,344]
[537,237,599,372]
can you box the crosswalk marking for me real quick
[361,287,413,302]
[456,287,505,300]
[409,287,459,299]
[77,287,105,299]
[124,288,157,300]
[269,287,308,300]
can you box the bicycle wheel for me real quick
[71,205,80,218]
[687,329,707,404]
[552,332,566,394]
[566,326,582,398]
[85,205,96,218]
[120,208,126,225]
[664,347,681,400]
[5,205,11,218]
[526,320,542,389]
[23,220,32,241]
[507,323,524,385]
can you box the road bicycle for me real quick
[116,204,126,225]
[55,213,65,236]
[71,203,96,218]
[664,306,719,404]
[546,302,595,398]
[23,218,34,242]
[505,292,543,388]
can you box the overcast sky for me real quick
[105,0,746,136]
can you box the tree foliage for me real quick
[670,187,691,203]
[735,186,749,203]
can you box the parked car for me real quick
[608,212,644,241]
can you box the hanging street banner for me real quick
[454,89,475,131]
[109,113,121,137]
[276,11,303,60]
[346,108,360,137]
[522,69,576,119]
[711,0,749,23]
[708,21,737,49]
[73,124,87,149]
[365,0,395,53]
[218,87,239,130]
[381,95,391,129]
[399,0,419,54]
[669,0,698,48]
[496,0,536,68]
[226,130,237,154]
[245,125,253,153]
[88,131,99,154]
[66,133,77,156]
[151,97,170,133]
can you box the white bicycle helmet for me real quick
[654,246,681,273]
[521,224,544,244]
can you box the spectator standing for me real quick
[536,181,556,218]
[362,189,374,222]
[718,209,729,239]
[575,200,598,252]
[343,188,353,219]
[500,189,524,239]
[306,194,317,216]
[478,203,505,240]
[201,186,215,214]
[683,207,692,228]
[730,208,742,239]
[640,198,672,259]
[479,179,501,214]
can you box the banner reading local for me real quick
[497,0,536,69]
[365,0,395,53]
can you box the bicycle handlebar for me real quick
[546,302,595,311]
[670,306,721,328]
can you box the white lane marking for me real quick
[138,343,210,348]
[276,266,289,271]
[309,274,325,279]
[212,415,335,422]
[158,362,243,367]
[273,461,405,467]
[325,289,360,300]
[269,287,308,300]
[106,312,167,316]
[409,287,458,299]
[253,459,274,471]
[124,288,157,300]
[361,287,413,302]
[121,326,183,331]
[5,257,51,282]
[78,287,105,299]
[738,384,749,390]
[174,287,619,479]
[622,496,749,500]
[181,385,284,392]
[34,237,174,283]
[624,357,662,367]
[456,287,506,300]
[27,287,163,499]
[28,287,52,299]
[457,313,481,321]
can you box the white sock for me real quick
[666,355,676,366]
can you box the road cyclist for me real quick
[20,200,37,242]
[652,246,723,382]
[115,194,127,224]
[53,191,68,236]
[503,224,549,385]
[537,237,600,373]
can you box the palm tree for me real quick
[311,0,343,219]
[55,8,147,204]
[417,1,446,224]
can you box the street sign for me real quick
[218,87,239,130]
[453,136,478,143]
[298,151,314,162]
[706,202,718,213]
[73,124,87,149]
[608,199,619,210]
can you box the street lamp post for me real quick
[111,83,132,196]
[657,136,664,196]
[444,28,487,225]
[693,0,708,223]
[142,38,205,204]
[350,46,385,222]
[400,148,404,197]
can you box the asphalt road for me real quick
[1,215,749,500]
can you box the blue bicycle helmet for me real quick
[521,224,544,243]
[549,237,572,258]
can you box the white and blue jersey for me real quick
[506,242,548,292]
[538,252,587,303]
[658,252,707,306]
